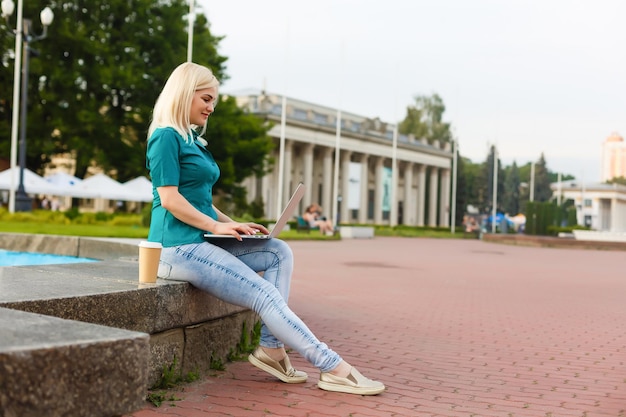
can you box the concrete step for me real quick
[0,307,149,417]
[0,233,259,411]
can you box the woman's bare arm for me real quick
[156,186,268,238]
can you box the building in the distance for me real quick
[230,90,454,227]
[552,180,626,232]
[548,132,626,234]
[601,132,626,182]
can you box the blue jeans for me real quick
[157,238,342,373]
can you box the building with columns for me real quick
[231,90,454,228]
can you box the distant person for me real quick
[144,62,384,395]
[463,215,478,233]
[302,203,334,235]
[50,197,61,211]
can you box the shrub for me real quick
[141,204,152,228]
[74,212,98,225]
[248,197,265,219]
[95,211,111,222]
[110,214,142,227]
[64,207,80,221]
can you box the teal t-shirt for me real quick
[146,127,220,247]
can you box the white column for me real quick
[302,143,314,208]
[321,147,333,214]
[416,164,426,226]
[390,125,399,227]
[359,154,369,223]
[428,167,439,227]
[439,168,450,227]
[610,185,619,232]
[340,150,352,225]
[403,162,414,225]
[374,157,384,224]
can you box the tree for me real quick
[204,95,274,211]
[459,156,482,211]
[533,153,552,202]
[607,176,626,185]
[4,0,192,178]
[0,0,271,201]
[479,145,504,214]
[502,161,521,215]
[398,93,452,145]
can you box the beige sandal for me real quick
[248,347,308,383]
[318,367,385,395]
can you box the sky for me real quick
[197,0,626,182]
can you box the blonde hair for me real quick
[148,62,220,142]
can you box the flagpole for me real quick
[276,95,286,217]
[187,0,194,62]
[491,145,498,234]
[331,41,344,229]
[450,139,458,233]
[276,16,290,218]
[7,0,24,213]
[331,109,341,229]
[530,162,535,202]
[389,61,400,227]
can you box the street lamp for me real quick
[2,0,54,211]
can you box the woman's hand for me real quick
[212,222,270,241]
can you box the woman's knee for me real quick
[271,239,294,262]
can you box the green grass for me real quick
[277,229,341,240]
[373,226,462,239]
[0,220,150,238]
[0,209,465,240]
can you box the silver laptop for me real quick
[204,183,306,240]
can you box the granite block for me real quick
[182,311,258,376]
[0,233,258,412]
[0,259,249,334]
[0,233,80,257]
[0,307,149,417]
[147,328,185,388]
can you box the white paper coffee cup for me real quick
[138,241,162,284]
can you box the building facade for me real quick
[232,90,454,227]
[553,180,626,232]
[601,132,626,182]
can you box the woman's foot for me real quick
[248,347,308,383]
[318,362,385,395]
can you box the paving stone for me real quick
[124,238,626,417]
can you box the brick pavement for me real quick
[125,237,626,416]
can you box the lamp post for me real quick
[1,0,53,212]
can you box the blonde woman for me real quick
[145,62,384,395]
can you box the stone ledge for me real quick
[0,232,139,260]
[0,233,260,414]
[482,233,626,251]
[0,259,251,335]
[339,226,375,239]
[0,307,149,417]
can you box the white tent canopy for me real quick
[71,173,140,201]
[122,176,153,202]
[0,167,69,196]
[45,172,83,188]
[1,169,153,202]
